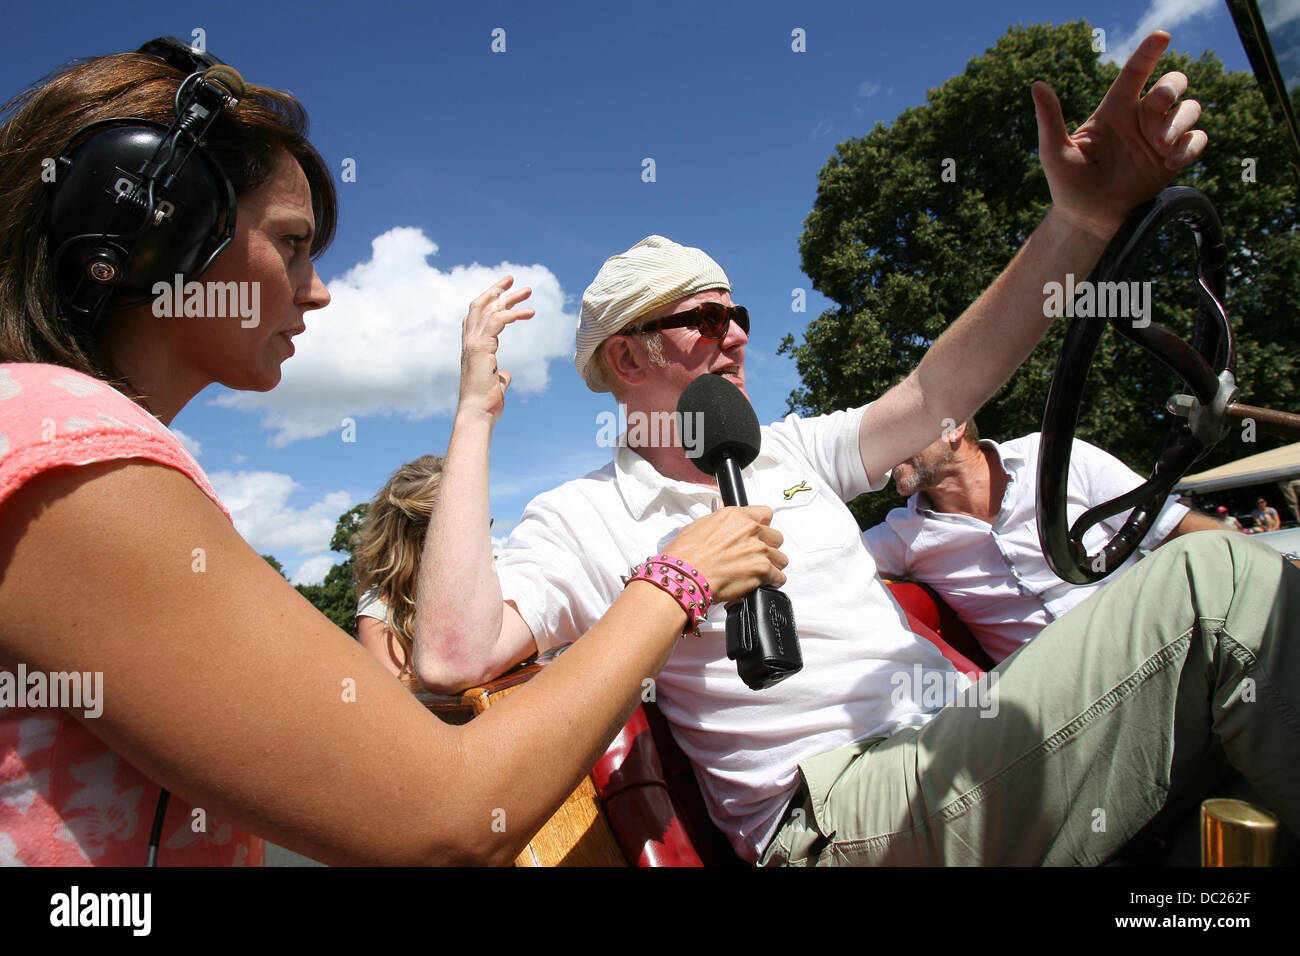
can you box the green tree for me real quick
[262,554,287,578]
[293,503,369,632]
[783,21,1299,529]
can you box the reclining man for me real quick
[415,32,1300,865]
[863,420,1226,663]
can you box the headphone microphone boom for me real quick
[678,374,803,690]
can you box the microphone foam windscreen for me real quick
[677,374,761,476]
[204,65,246,100]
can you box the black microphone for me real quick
[677,374,802,690]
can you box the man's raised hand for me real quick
[1032,30,1208,240]
[459,275,535,425]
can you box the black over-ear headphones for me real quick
[46,37,246,332]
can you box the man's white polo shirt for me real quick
[862,433,1189,663]
[495,406,963,863]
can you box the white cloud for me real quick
[1105,0,1219,64]
[291,555,338,587]
[207,470,351,554]
[1265,0,1300,30]
[171,427,201,458]
[212,227,577,446]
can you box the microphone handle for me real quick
[713,455,803,689]
[716,455,759,653]
[714,457,748,507]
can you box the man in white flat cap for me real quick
[415,32,1300,865]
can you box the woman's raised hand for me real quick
[663,506,788,605]
[459,275,535,424]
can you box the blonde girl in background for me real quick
[353,455,444,679]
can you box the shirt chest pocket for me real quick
[767,478,855,555]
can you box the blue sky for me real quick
[1,0,1253,584]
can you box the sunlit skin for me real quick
[100,148,331,425]
[413,28,1224,705]
[891,424,1007,523]
[600,288,749,488]
[892,422,1226,540]
[411,277,786,694]
[0,191,786,866]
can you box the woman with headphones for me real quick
[0,40,786,865]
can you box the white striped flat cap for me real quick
[575,235,730,392]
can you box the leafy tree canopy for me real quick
[291,503,369,633]
[784,21,1298,528]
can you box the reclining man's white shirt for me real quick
[862,433,1189,663]
[495,406,964,863]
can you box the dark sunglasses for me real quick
[620,302,749,340]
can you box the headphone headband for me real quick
[135,36,226,73]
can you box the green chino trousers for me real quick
[759,531,1300,866]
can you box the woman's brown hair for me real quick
[0,50,338,378]
[353,455,445,675]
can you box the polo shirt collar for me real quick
[614,441,719,520]
[983,436,1025,471]
[611,428,785,520]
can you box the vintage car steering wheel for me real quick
[1037,187,1236,584]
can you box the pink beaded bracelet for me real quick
[623,554,712,638]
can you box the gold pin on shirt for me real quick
[783,481,812,500]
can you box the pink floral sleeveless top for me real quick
[0,363,263,865]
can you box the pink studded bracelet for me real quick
[623,554,712,637]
